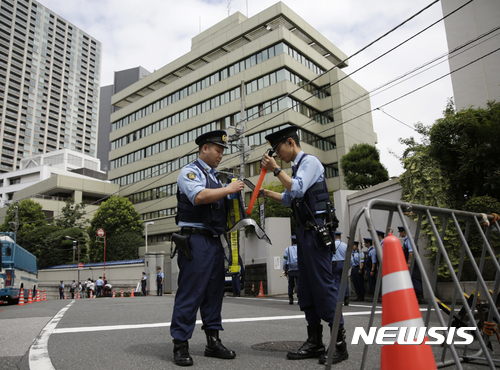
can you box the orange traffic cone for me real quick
[121,289,124,298]
[64,291,67,300]
[257,281,265,297]
[27,289,33,304]
[17,288,25,306]
[112,289,116,298]
[380,233,436,370]
[131,288,135,297]
[77,291,81,299]
[90,290,93,299]
[42,290,47,301]
[35,290,41,302]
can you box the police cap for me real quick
[334,231,342,235]
[397,226,405,232]
[376,230,385,237]
[363,237,372,243]
[195,130,228,149]
[265,125,298,150]
[353,241,359,245]
[290,235,297,241]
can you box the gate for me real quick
[326,199,500,369]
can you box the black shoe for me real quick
[287,324,325,360]
[204,330,236,359]
[173,340,193,366]
[289,295,294,305]
[318,341,349,365]
[344,297,349,306]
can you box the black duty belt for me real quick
[181,227,219,238]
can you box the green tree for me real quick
[87,196,143,262]
[427,100,500,208]
[340,143,389,190]
[55,198,89,229]
[0,199,46,239]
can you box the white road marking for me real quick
[29,301,75,370]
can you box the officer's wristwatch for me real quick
[273,167,282,177]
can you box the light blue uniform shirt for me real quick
[281,151,325,207]
[283,244,298,271]
[332,240,347,262]
[351,250,365,268]
[367,246,377,264]
[177,158,222,229]
[403,236,413,252]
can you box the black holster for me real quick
[170,233,192,261]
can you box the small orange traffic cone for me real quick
[121,289,124,298]
[380,233,436,370]
[42,290,47,301]
[112,289,116,298]
[17,288,25,306]
[35,290,41,302]
[64,291,67,300]
[131,288,135,297]
[257,281,265,297]
[90,290,93,299]
[27,289,33,304]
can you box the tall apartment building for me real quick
[441,0,500,110]
[98,66,151,173]
[108,2,378,243]
[0,0,102,173]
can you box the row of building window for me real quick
[110,92,333,171]
[129,183,178,205]
[142,207,177,221]
[111,122,337,187]
[111,66,331,153]
[111,41,326,133]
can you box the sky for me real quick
[38,0,457,177]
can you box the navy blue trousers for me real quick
[411,264,422,298]
[332,261,348,300]
[288,270,299,296]
[297,226,343,327]
[351,266,365,298]
[171,234,225,341]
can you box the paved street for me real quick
[0,295,495,369]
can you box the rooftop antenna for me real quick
[227,0,232,16]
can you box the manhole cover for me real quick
[251,341,304,352]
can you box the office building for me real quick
[441,0,500,110]
[108,2,378,243]
[0,0,102,173]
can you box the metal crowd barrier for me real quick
[326,199,500,370]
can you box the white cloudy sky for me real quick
[38,0,457,177]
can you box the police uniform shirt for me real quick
[367,246,377,264]
[351,250,365,268]
[283,244,298,271]
[157,271,164,279]
[177,158,222,229]
[403,236,413,253]
[332,240,348,262]
[280,151,324,207]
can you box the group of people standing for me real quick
[58,277,109,299]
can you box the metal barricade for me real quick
[326,199,500,370]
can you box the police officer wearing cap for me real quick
[261,125,348,366]
[398,226,423,302]
[364,238,378,302]
[376,230,385,249]
[171,130,244,367]
[332,232,349,306]
[283,235,299,305]
[350,241,365,301]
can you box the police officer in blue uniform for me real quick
[350,241,365,301]
[398,226,423,302]
[171,130,244,367]
[332,232,349,306]
[376,230,385,249]
[156,267,164,296]
[283,235,299,305]
[261,125,348,366]
[364,238,378,302]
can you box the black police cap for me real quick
[195,130,228,148]
[397,226,405,232]
[376,230,385,237]
[265,125,298,150]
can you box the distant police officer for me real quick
[398,226,423,302]
[376,230,385,249]
[364,238,378,302]
[332,232,349,306]
[171,130,244,367]
[283,235,299,305]
[350,241,365,301]
[156,267,164,296]
[140,272,147,296]
[261,125,348,366]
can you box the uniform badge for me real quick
[222,134,227,143]
[187,172,196,180]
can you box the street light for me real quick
[145,221,154,253]
[66,236,80,286]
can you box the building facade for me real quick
[0,0,102,173]
[108,2,378,243]
[441,0,500,110]
[98,66,151,173]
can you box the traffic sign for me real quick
[78,262,83,270]
[97,228,105,237]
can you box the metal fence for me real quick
[326,199,500,370]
